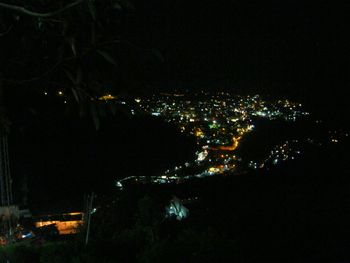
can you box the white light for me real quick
[196,150,208,162]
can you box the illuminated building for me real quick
[33,212,84,235]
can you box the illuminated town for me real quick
[116,91,321,188]
[45,89,348,189]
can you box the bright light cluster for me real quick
[116,91,312,188]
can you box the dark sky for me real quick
[128,1,349,122]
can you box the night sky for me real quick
[127,1,349,123]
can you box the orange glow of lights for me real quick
[34,212,84,235]
[218,136,241,151]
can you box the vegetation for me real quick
[0,0,161,129]
[0,192,238,262]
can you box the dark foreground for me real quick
[2,170,350,262]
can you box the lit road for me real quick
[218,136,241,151]
[211,136,241,151]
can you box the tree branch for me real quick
[4,55,76,84]
[0,0,84,18]
[99,39,152,51]
[0,24,13,37]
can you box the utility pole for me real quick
[0,128,15,241]
[85,192,94,246]
[0,75,15,242]
[0,130,12,206]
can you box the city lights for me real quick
[116,91,313,187]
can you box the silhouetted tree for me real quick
[0,0,162,128]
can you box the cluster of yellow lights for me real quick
[208,164,233,174]
[98,94,116,101]
[208,167,220,173]
[195,128,204,137]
